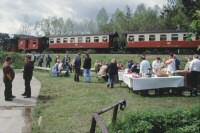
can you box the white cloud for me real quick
[0,0,167,34]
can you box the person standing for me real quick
[38,56,44,67]
[139,56,151,76]
[165,54,176,75]
[55,55,61,63]
[3,57,15,101]
[46,54,52,68]
[62,55,68,69]
[107,59,118,88]
[173,54,180,70]
[83,53,92,82]
[189,54,200,96]
[74,53,81,82]
[22,55,34,98]
[152,57,163,74]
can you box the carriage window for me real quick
[128,36,134,42]
[33,41,37,44]
[139,35,145,42]
[57,38,61,43]
[70,38,75,43]
[183,34,188,40]
[171,34,178,41]
[86,37,90,43]
[160,34,167,41]
[78,37,82,43]
[50,39,54,44]
[196,34,200,40]
[63,38,68,43]
[94,37,99,42]
[102,36,108,42]
[149,35,155,41]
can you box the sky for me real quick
[0,0,167,34]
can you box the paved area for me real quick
[0,71,41,133]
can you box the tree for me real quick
[96,8,109,32]
[131,4,161,31]
[126,5,132,31]
[18,23,33,35]
[181,0,200,20]
[87,20,98,34]
[191,10,200,37]
[65,18,74,34]
[161,0,190,30]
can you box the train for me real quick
[1,30,200,53]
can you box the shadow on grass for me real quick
[38,95,54,103]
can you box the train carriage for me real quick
[48,33,118,51]
[18,37,48,52]
[126,31,200,52]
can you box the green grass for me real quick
[32,71,200,133]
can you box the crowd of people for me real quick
[52,55,72,77]
[72,53,199,92]
[2,52,199,101]
[126,53,199,96]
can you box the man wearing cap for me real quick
[22,55,34,98]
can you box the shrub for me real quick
[0,51,24,69]
[110,107,200,133]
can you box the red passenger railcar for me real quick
[48,33,118,51]
[126,31,200,49]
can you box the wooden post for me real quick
[89,100,126,133]
[90,117,96,133]
[112,105,119,124]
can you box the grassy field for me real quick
[32,70,199,132]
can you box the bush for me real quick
[110,107,200,133]
[0,51,24,69]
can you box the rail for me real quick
[90,100,126,133]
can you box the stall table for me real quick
[131,76,184,91]
[120,72,184,91]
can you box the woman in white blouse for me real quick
[165,54,176,74]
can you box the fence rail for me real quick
[90,100,126,133]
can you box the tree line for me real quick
[17,0,199,37]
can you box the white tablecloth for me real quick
[121,73,184,90]
[118,71,124,81]
[122,74,133,88]
[132,76,184,90]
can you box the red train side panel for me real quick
[49,42,110,49]
[127,40,200,48]
[28,38,39,50]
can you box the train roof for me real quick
[125,30,190,35]
[48,32,118,38]
[19,36,46,39]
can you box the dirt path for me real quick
[0,71,41,133]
